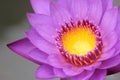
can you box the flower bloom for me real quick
[8,0,120,80]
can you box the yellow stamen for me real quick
[61,26,96,56]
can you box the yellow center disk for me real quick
[61,26,96,56]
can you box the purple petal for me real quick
[25,29,59,54]
[47,54,84,76]
[38,79,54,80]
[29,48,48,64]
[87,0,102,24]
[83,61,101,70]
[71,70,94,80]
[99,54,120,69]
[60,78,71,80]
[53,68,67,78]
[100,8,118,34]
[36,65,55,78]
[102,31,118,52]
[70,0,88,20]
[47,54,70,68]
[89,69,106,80]
[114,41,120,55]
[7,38,41,64]
[101,0,113,12]
[98,48,115,61]
[115,7,120,37]
[36,65,67,79]
[63,65,84,76]
[54,0,71,10]
[30,0,50,15]
[107,63,120,75]
[50,2,71,28]
[27,13,57,44]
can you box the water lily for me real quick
[7,0,120,80]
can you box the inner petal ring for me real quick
[55,20,103,66]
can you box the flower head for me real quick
[7,0,120,80]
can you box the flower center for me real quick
[61,26,96,56]
[55,20,103,66]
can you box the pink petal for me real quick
[30,0,50,15]
[89,69,106,80]
[50,2,71,28]
[107,63,120,75]
[71,70,94,80]
[100,8,118,34]
[27,13,57,44]
[70,0,88,21]
[7,38,40,64]
[87,0,102,24]
[25,29,59,54]
[99,54,120,69]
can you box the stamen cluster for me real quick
[55,20,103,66]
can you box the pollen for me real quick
[61,26,96,56]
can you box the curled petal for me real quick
[27,13,57,44]
[7,38,40,64]
[25,29,59,54]
[30,0,50,15]
[89,69,106,80]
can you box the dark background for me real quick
[0,0,120,80]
